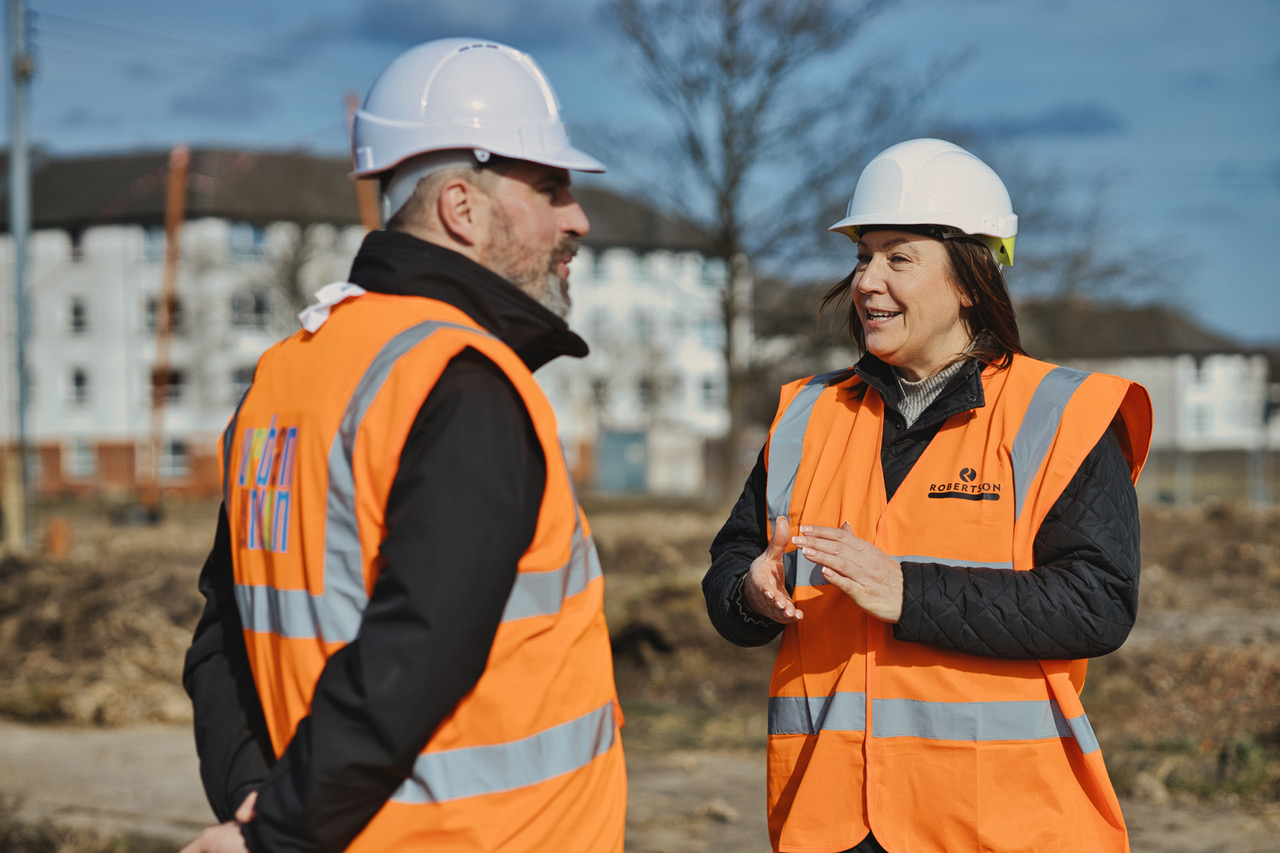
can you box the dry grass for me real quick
[0,794,171,853]
[2,497,1278,810]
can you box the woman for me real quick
[703,139,1152,853]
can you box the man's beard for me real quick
[484,206,578,320]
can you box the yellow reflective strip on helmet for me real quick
[979,234,1015,266]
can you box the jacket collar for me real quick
[346,229,589,372]
[854,353,987,432]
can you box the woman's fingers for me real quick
[744,517,804,622]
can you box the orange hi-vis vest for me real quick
[219,291,626,852]
[762,354,1151,853]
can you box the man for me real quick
[181,38,626,853]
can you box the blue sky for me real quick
[8,0,1280,343]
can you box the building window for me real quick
[699,317,724,349]
[590,377,609,409]
[635,312,652,346]
[144,225,167,263]
[69,366,91,405]
[229,223,267,260]
[638,376,657,407]
[151,367,187,404]
[160,439,190,478]
[1191,405,1213,435]
[232,291,271,329]
[232,365,255,400]
[701,376,724,407]
[588,309,608,343]
[68,296,89,334]
[702,258,727,287]
[64,439,97,479]
[145,294,185,336]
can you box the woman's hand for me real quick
[743,516,804,623]
[794,523,904,623]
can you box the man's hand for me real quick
[179,791,257,853]
[743,516,804,623]
[178,822,249,853]
[235,791,258,823]
[793,523,903,623]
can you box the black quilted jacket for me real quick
[703,355,1141,659]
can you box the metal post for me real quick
[5,0,33,553]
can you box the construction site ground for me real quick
[1,498,1278,852]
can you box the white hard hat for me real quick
[351,38,605,179]
[828,138,1017,265]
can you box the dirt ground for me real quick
[1,498,1278,851]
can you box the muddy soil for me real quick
[0,499,1277,851]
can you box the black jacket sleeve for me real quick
[184,349,546,852]
[702,448,785,648]
[894,428,1141,659]
[184,503,276,822]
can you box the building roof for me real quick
[1016,299,1257,361]
[1,148,365,231]
[573,185,714,255]
[0,148,714,254]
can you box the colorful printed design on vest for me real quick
[235,416,298,552]
[927,467,1002,501]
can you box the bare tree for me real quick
[248,223,346,337]
[977,153,1172,303]
[601,0,953,494]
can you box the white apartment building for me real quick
[0,150,741,500]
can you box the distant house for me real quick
[1018,299,1278,504]
[0,149,740,500]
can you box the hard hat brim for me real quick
[827,213,1016,240]
[349,144,605,179]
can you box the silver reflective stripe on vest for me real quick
[873,697,1073,742]
[234,585,321,636]
[391,700,618,804]
[503,521,602,622]
[769,694,1100,754]
[232,320,486,643]
[893,554,1014,571]
[765,368,858,522]
[1011,366,1090,522]
[769,691,866,735]
[788,549,1016,588]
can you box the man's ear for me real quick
[436,177,485,248]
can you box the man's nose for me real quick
[560,198,590,237]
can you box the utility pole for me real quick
[4,0,33,553]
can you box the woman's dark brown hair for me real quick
[820,232,1026,368]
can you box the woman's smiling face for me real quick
[852,229,973,381]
